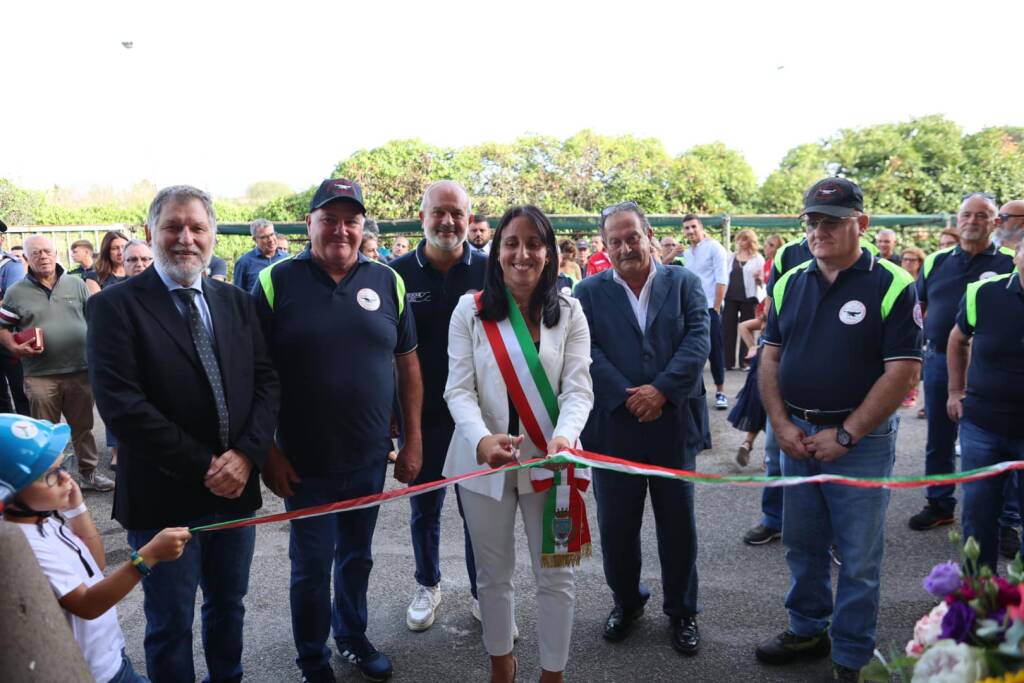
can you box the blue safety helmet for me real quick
[0,414,71,502]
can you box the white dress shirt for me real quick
[611,257,657,329]
[683,237,728,309]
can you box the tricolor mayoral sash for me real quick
[475,291,591,568]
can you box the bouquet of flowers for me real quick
[865,532,1024,682]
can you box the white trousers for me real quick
[458,474,575,672]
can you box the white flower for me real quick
[911,639,986,683]
[907,602,951,657]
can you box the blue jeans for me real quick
[107,650,149,683]
[594,468,699,619]
[409,422,477,595]
[923,347,957,512]
[781,415,897,669]
[287,462,386,675]
[127,515,256,683]
[1001,474,1021,528]
[708,308,725,387]
[760,422,783,531]
[960,417,1024,571]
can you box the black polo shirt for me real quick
[956,273,1024,437]
[917,243,1015,351]
[390,241,485,423]
[253,246,417,475]
[763,250,922,411]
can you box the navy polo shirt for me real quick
[253,246,417,475]
[766,238,880,294]
[917,243,1015,351]
[763,250,922,411]
[955,273,1024,437]
[390,241,485,422]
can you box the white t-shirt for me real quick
[15,518,126,683]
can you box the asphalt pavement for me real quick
[80,368,968,682]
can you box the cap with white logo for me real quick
[802,177,864,218]
[310,178,366,214]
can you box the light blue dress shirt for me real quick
[153,261,216,342]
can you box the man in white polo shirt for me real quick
[681,214,729,409]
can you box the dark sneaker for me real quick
[755,629,831,665]
[1001,526,1022,560]
[908,503,955,531]
[301,666,335,683]
[715,392,729,410]
[743,524,781,546]
[833,663,860,681]
[336,637,392,682]
[829,544,843,567]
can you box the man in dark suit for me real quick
[575,201,710,657]
[87,185,279,683]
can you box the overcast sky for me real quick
[3,0,1022,199]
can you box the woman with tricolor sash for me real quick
[443,205,594,683]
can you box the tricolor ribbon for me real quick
[189,451,1024,533]
[475,290,591,568]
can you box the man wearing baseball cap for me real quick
[754,178,921,681]
[0,218,29,416]
[254,179,423,683]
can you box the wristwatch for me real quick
[835,426,855,449]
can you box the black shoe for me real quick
[671,616,699,656]
[755,629,831,665]
[743,524,781,546]
[1001,526,1022,560]
[908,503,955,531]
[336,637,393,682]
[603,599,647,642]
[832,663,860,681]
[301,666,335,683]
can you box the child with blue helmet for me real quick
[1,414,191,682]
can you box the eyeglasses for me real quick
[601,201,639,218]
[963,192,998,202]
[801,215,858,231]
[125,256,153,264]
[42,465,68,487]
[901,256,922,262]
[999,213,1024,222]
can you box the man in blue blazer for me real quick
[575,201,710,657]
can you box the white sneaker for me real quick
[471,598,519,641]
[407,584,441,631]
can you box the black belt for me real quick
[785,403,853,427]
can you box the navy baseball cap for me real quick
[802,177,864,218]
[310,178,366,214]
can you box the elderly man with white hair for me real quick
[0,234,112,491]
[874,229,900,264]
[123,239,155,277]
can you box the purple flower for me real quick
[940,601,977,643]
[924,561,963,598]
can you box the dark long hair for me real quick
[95,230,129,285]
[478,205,561,328]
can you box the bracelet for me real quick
[129,551,152,577]
[63,503,88,519]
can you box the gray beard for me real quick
[154,244,212,285]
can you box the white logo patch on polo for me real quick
[406,291,431,304]
[356,288,381,311]
[913,302,924,329]
[838,300,867,325]
[979,271,998,281]
[11,421,39,440]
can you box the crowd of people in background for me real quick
[0,179,1022,683]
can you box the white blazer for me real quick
[443,293,594,501]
